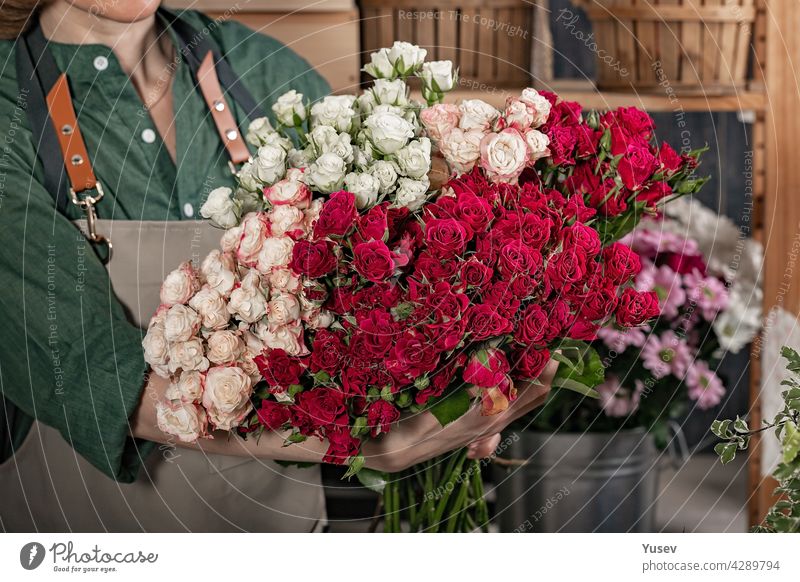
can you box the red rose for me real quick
[637,181,672,206]
[295,387,346,430]
[353,239,396,282]
[254,349,305,388]
[355,202,389,243]
[367,400,401,437]
[463,348,510,388]
[425,217,469,258]
[603,242,641,284]
[467,303,513,340]
[517,213,553,251]
[314,190,357,238]
[459,258,493,290]
[414,251,459,281]
[589,184,628,217]
[387,330,441,380]
[290,239,336,278]
[424,316,466,351]
[579,285,619,320]
[425,281,469,320]
[561,223,601,256]
[513,347,551,380]
[323,425,360,464]
[544,299,571,341]
[310,329,346,374]
[618,144,658,191]
[547,125,578,165]
[354,310,397,358]
[515,304,549,345]
[257,400,291,431]
[567,317,600,341]
[616,288,660,326]
[454,192,494,234]
[605,107,655,139]
[498,241,542,278]
[657,142,683,174]
[482,281,521,318]
[545,247,588,288]
[666,253,707,276]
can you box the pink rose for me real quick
[236,212,271,267]
[263,168,311,209]
[420,103,460,142]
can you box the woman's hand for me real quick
[362,359,558,472]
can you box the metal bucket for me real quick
[491,428,661,532]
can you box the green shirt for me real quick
[0,10,330,482]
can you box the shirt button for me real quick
[93,56,109,71]
[183,203,194,218]
[141,129,156,144]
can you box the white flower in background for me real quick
[458,99,498,131]
[480,129,529,183]
[524,128,551,162]
[237,161,261,192]
[306,152,347,193]
[160,261,200,307]
[421,60,456,93]
[254,144,287,185]
[387,41,426,76]
[168,338,209,373]
[200,187,240,229]
[207,330,245,365]
[245,117,274,146]
[202,366,252,430]
[272,89,306,126]
[394,176,430,212]
[156,401,207,442]
[308,125,354,164]
[519,88,552,128]
[395,137,431,180]
[257,236,295,273]
[164,304,202,343]
[228,269,268,323]
[371,78,408,106]
[363,48,395,79]
[369,160,399,195]
[165,370,204,403]
[310,95,357,133]
[712,287,763,354]
[344,171,380,209]
[438,127,483,174]
[364,110,415,155]
[189,286,230,330]
[201,249,236,296]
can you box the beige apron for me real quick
[0,219,326,532]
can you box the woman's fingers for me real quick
[466,433,501,459]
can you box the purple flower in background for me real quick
[684,271,730,321]
[636,264,687,319]
[597,325,648,353]
[686,361,725,409]
[597,376,644,417]
[640,330,692,379]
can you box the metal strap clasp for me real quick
[70,182,113,263]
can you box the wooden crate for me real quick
[360,0,534,87]
[575,0,755,93]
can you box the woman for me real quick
[0,0,554,532]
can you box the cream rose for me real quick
[165,370,204,403]
[371,78,408,106]
[256,321,306,356]
[439,127,483,174]
[228,269,268,323]
[387,41,426,75]
[420,103,460,142]
[236,213,271,267]
[394,176,430,212]
[206,330,244,365]
[303,198,324,232]
[368,160,399,195]
[504,98,535,131]
[189,286,230,330]
[519,88,552,128]
[201,250,236,296]
[164,304,202,343]
[168,338,209,373]
[219,227,241,254]
[142,320,170,376]
[245,117,275,146]
[363,47,394,79]
[310,95,357,133]
[202,366,253,430]
[421,60,455,93]
[479,128,528,183]
[524,128,551,163]
[264,171,311,209]
[159,261,199,307]
[458,99,498,131]
[269,204,306,237]
[267,293,301,327]
[257,236,295,273]
[156,400,208,442]
[268,267,302,294]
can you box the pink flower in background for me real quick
[640,330,692,379]
[640,265,687,319]
[597,376,644,417]
[597,325,648,353]
[684,271,729,321]
[686,361,725,409]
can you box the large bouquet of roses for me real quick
[142,42,706,532]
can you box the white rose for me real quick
[200,187,240,229]
[458,99,498,131]
[421,60,455,93]
[310,95,357,133]
[168,338,209,373]
[439,127,483,174]
[206,330,244,364]
[524,128,551,162]
[479,128,529,183]
[142,320,169,375]
[164,304,202,343]
[287,147,313,169]
[201,250,236,296]
[202,366,252,430]
[394,176,430,212]
[189,286,230,330]
[388,41,426,75]
[159,261,200,307]
[372,78,408,106]
[228,269,268,323]
[272,89,306,126]
[237,161,260,192]
[268,267,302,293]
[267,292,301,327]
[306,152,346,193]
[156,401,207,442]
[395,137,431,180]
[309,126,354,163]
[165,370,204,403]
[236,212,271,267]
[357,91,377,116]
[519,88,552,127]
[257,236,295,273]
[254,144,287,185]
[269,204,306,237]
[256,321,306,356]
[344,172,380,209]
[245,116,275,146]
[363,47,395,78]
[364,110,415,155]
[368,160,399,195]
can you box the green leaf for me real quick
[733,416,749,434]
[715,442,737,464]
[782,422,800,464]
[355,467,388,493]
[552,341,604,389]
[342,454,365,479]
[551,377,599,399]
[711,419,733,439]
[782,346,800,375]
[429,390,472,426]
